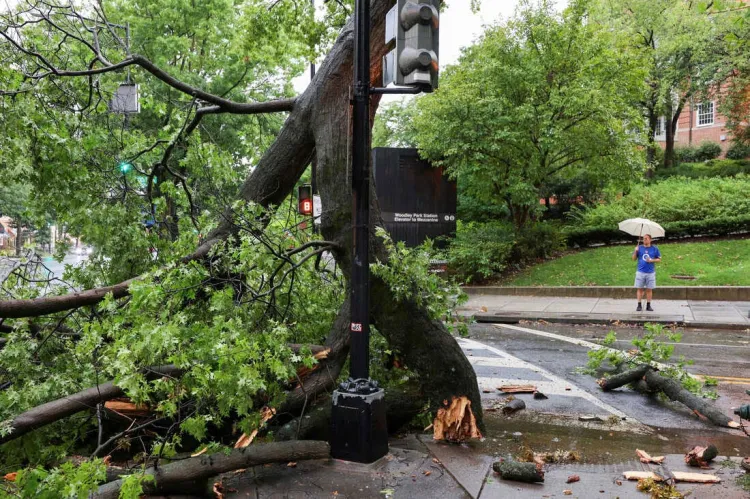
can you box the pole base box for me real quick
[330,388,388,463]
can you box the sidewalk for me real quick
[460,294,750,329]
[221,435,749,498]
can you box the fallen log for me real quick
[623,471,720,483]
[0,365,181,446]
[598,365,650,392]
[92,440,330,499]
[685,444,718,468]
[492,459,544,483]
[643,370,735,428]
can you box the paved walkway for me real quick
[460,294,750,328]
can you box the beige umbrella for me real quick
[618,218,665,242]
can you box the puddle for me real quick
[469,412,750,465]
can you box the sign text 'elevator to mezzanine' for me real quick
[381,212,456,223]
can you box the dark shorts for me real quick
[634,271,656,289]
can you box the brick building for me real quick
[654,95,736,155]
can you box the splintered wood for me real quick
[233,406,276,449]
[497,385,537,394]
[623,471,721,483]
[104,398,150,417]
[433,396,482,442]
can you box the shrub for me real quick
[512,221,567,262]
[570,175,750,227]
[446,221,515,282]
[695,141,722,162]
[565,214,750,247]
[726,141,750,160]
[674,145,699,164]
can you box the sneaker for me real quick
[646,304,654,312]
[636,303,642,312]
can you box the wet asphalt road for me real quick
[468,321,750,433]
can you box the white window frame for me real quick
[654,116,666,140]
[696,101,714,127]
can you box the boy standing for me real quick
[632,234,661,311]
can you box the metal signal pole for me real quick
[329,0,389,464]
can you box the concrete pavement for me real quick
[460,293,750,328]
[222,331,750,498]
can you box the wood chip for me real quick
[497,385,537,394]
[566,474,580,483]
[423,470,431,476]
[636,449,665,464]
[287,462,297,468]
[563,490,572,495]
[191,446,209,457]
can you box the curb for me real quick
[463,286,750,302]
[470,311,750,330]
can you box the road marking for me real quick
[492,323,696,377]
[614,339,750,349]
[458,337,630,419]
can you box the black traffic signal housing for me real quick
[395,0,440,91]
[298,184,313,216]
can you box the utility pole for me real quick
[310,0,319,233]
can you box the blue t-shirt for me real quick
[635,245,660,274]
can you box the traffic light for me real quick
[118,161,132,174]
[298,184,313,216]
[394,0,440,91]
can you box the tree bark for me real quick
[643,369,733,427]
[492,460,545,483]
[597,364,650,392]
[92,441,330,499]
[0,365,181,446]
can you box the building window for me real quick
[696,102,714,126]
[655,116,666,139]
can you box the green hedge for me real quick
[653,159,750,180]
[565,214,750,247]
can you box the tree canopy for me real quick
[410,0,645,228]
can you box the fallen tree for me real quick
[0,0,483,485]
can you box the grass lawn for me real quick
[504,238,750,286]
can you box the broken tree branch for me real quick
[643,369,735,428]
[0,365,181,445]
[92,440,330,498]
[598,364,650,391]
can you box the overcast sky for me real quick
[293,0,569,93]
